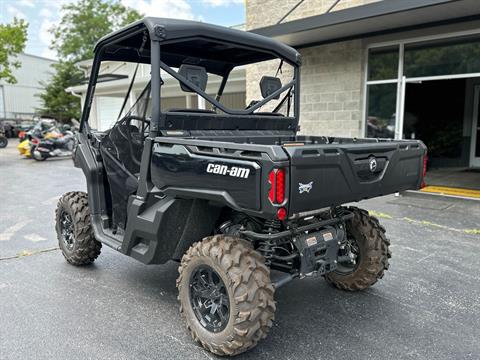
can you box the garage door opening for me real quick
[404,78,480,195]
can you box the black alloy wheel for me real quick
[60,212,75,251]
[189,265,230,333]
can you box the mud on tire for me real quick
[177,235,276,356]
[55,191,102,265]
[325,206,391,291]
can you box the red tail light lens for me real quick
[275,169,285,203]
[277,207,287,220]
[268,170,276,203]
[268,168,286,205]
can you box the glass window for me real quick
[404,35,480,78]
[367,46,399,81]
[366,84,397,138]
[88,61,151,131]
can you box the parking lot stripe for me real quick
[421,186,480,199]
[0,220,32,241]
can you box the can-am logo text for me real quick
[206,163,250,179]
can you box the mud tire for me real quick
[177,235,275,356]
[55,191,101,265]
[325,206,391,291]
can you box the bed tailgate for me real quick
[284,140,427,215]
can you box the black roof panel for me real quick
[94,17,301,66]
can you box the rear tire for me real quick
[55,191,101,265]
[177,235,275,356]
[0,136,7,148]
[325,206,391,291]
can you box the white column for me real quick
[197,95,206,110]
[396,76,406,140]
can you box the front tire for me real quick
[55,191,102,265]
[0,136,8,148]
[325,207,391,291]
[177,235,275,356]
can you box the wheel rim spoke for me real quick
[189,265,229,333]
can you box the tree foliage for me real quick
[38,61,84,121]
[0,18,28,84]
[51,0,142,63]
[38,0,142,121]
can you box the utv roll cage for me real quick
[80,17,302,137]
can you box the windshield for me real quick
[158,57,296,117]
[83,34,299,132]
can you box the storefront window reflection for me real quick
[367,46,399,81]
[405,35,480,78]
[366,84,397,138]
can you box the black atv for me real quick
[56,18,427,356]
[0,124,8,148]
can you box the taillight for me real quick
[268,168,286,205]
[421,153,428,188]
[268,168,288,220]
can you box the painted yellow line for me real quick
[421,186,480,199]
[0,247,59,261]
[368,210,393,219]
[368,211,480,235]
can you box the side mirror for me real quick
[260,76,282,99]
[178,64,208,93]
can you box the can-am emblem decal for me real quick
[299,181,313,194]
[369,157,377,173]
[206,163,250,179]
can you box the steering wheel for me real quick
[115,115,150,166]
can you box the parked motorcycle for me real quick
[31,132,76,161]
[17,121,63,158]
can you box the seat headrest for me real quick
[178,64,208,93]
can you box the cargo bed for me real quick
[151,134,427,218]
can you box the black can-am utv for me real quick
[56,18,427,356]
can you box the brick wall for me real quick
[246,0,378,137]
[246,0,381,28]
[298,41,364,137]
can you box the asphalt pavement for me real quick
[1,140,480,360]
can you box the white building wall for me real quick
[0,53,56,119]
